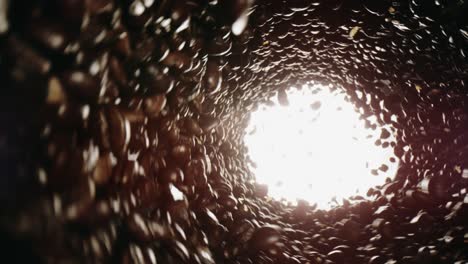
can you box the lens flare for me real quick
[244,84,398,209]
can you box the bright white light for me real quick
[244,84,398,209]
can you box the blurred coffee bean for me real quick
[141,64,175,94]
[29,19,68,52]
[204,60,223,95]
[249,225,281,252]
[160,166,184,185]
[92,152,114,185]
[6,36,51,77]
[61,71,100,101]
[143,94,166,116]
[0,0,9,34]
[161,51,191,71]
[121,243,158,264]
[92,107,131,156]
[171,144,191,165]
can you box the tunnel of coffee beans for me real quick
[0,0,467,263]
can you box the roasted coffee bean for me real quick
[204,60,223,95]
[199,115,219,132]
[255,183,268,197]
[184,158,207,186]
[208,32,232,56]
[87,0,114,14]
[126,213,153,242]
[160,166,184,185]
[171,144,191,165]
[92,106,131,156]
[143,94,166,116]
[109,56,128,88]
[249,225,282,252]
[121,243,158,264]
[92,152,114,185]
[29,20,68,52]
[419,176,451,200]
[216,0,252,26]
[45,76,67,104]
[6,35,51,77]
[64,178,96,221]
[161,51,191,71]
[184,117,203,136]
[0,0,9,34]
[170,0,193,31]
[61,71,101,101]
[141,64,175,94]
[327,249,345,263]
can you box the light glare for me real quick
[244,84,398,209]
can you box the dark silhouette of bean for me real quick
[29,19,68,52]
[141,64,175,94]
[249,225,282,252]
[6,36,51,76]
[61,71,100,101]
[160,166,184,185]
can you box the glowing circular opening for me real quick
[244,84,398,209]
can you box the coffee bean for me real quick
[92,152,114,185]
[143,94,166,116]
[160,166,184,185]
[61,71,100,101]
[204,60,223,95]
[6,35,51,76]
[92,107,131,156]
[249,225,282,252]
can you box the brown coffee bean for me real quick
[249,225,282,252]
[109,56,128,88]
[29,19,68,52]
[86,0,114,14]
[161,51,191,71]
[380,128,391,139]
[6,35,51,76]
[141,64,175,94]
[92,152,114,185]
[171,144,191,165]
[126,213,151,241]
[199,115,219,132]
[184,117,203,136]
[121,244,158,264]
[61,71,100,101]
[204,60,223,95]
[160,166,184,185]
[143,94,166,116]
[184,158,207,186]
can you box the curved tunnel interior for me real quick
[0,0,467,263]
